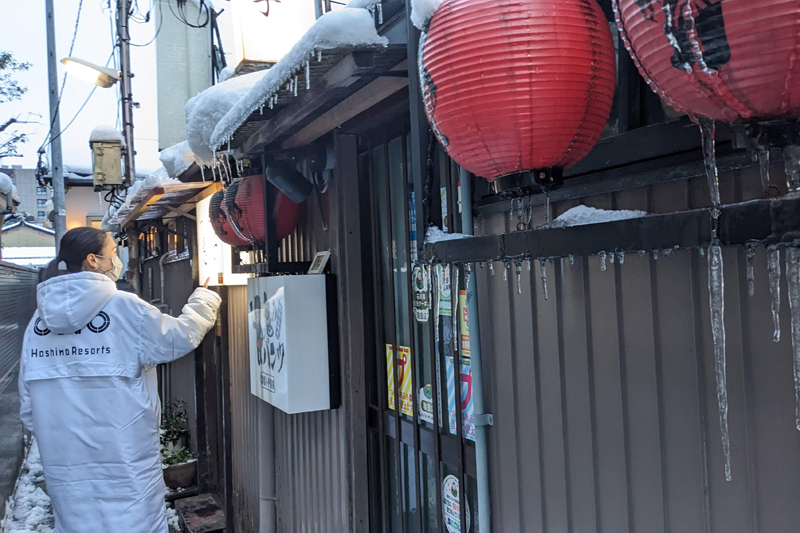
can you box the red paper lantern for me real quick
[420,0,617,181]
[615,0,800,123]
[210,175,301,247]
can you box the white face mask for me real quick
[97,255,123,282]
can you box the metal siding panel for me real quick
[479,164,800,533]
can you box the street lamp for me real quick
[60,57,120,88]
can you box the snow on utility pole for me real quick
[45,0,67,251]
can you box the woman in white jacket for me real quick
[18,227,221,533]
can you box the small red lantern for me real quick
[210,175,301,247]
[615,0,800,123]
[420,0,617,182]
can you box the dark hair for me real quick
[44,227,108,280]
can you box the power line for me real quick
[167,0,211,29]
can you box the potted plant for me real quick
[160,401,197,489]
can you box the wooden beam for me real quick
[240,53,380,155]
[176,182,222,213]
[281,68,409,150]
[121,187,166,228]
[164,205,197,221]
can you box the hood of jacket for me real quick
[37,272,118,334]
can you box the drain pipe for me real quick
[460,167,491,531]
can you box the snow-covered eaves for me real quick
[1,219,56,236]
[207,7,388,153]
[160,141,197,178]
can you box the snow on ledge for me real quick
[411,0,442,30]
[89,125,125,146]
[160,141,196,178]
[185,70,264,165]
[426,226,473,243]
[549,205,648,229]
[209,8,388,151]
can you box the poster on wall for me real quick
[248,276,333,414]
[447,290,475,441]
[386,344,414,417]
[442,475,471,533]
[413,266,430,323]
[197,195,249,286]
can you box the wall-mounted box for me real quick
[90,141,123,191]
[247,274,339,414]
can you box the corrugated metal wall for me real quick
[227,159,355,532]
[477,164,800,532]
[0,262,38,517]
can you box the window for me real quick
[87,216,103,229]
[38,211,46,220]
[36,187,47,196]
[37,199,46,208]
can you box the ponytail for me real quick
[42,227,108,282]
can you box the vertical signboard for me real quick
[197,194,249,286]
[386,344,414,417]
[447,290,475,440]
[230,0,317,67]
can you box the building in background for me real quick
[1,166,51,223]
[0,219,55,268]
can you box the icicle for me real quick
[526,258,532,272]
[758,146,771,194]
[610,251,616,264]
[539,259,549,301]
[708,244,732,481]
[293,76,298,97]
[200,165,206,182]
[638,250,646,257]
[746,246,756,297]
[618,252,625,265]
[503,261,509,282]
[545,190,552,225]
[699,118,721,212]
[768,246,782,343]
[489,262,495,276]
[317,50,322,63]
[786,248,800,431]
[599,251,607,272]
[664,249,673,258]
[653,249,659,261]
[785,145,800,192]
[269,98,274,110]
[569,254,574,265]
[479,262,485,269]
[515,261,522,295]
[700,247,705,257]
[377,1,384,23]
[305,60,311,90]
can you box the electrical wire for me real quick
[127,0,164,47]
[38,0,86,153]
[167,0,210,29]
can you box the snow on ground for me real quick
[160,141,196,178]
[549,205,648,228]
[1,439,54,533]
[411,0,442,30]
[426,226,472,243]
[209,8,387,150]
[89,126,125,146]
[1,439,182,533]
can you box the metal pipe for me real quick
[460,166,491,531]
[44,0,67,250]
[117,0,136,186]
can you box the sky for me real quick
[0,0,234,175]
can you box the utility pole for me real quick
[118,0,136,186]
[44,0,67,252]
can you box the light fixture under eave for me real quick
[60,57,120,88]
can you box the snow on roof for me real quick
[185,70,265,165]
[208,8,388,151]
[160,141,196,178]
[2,219,56,235]
[549,205,648,229]
[218,65,236,83]
[107,167,182,225]
[0,172,12,196]
[89,125,126,146]
[411,0,442,30]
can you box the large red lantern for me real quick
[210,175,301,247]
[420,0,617,182]
[614,0,800,123]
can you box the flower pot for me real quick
[163,459,197,490]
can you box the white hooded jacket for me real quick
[19,272,221,533]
